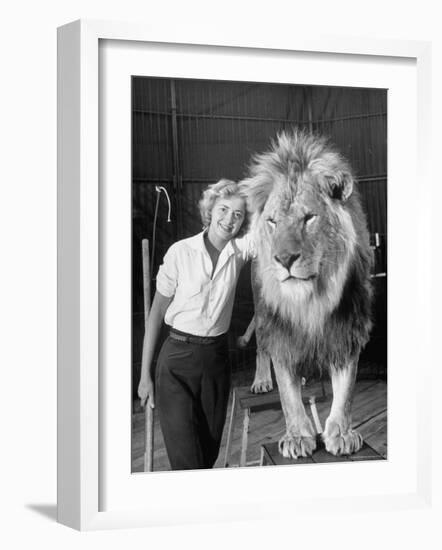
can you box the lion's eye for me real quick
[266,217,277,229]
[304,213,317,226]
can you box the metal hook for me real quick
[155,186,172,222]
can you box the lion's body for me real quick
[240,130,373,458]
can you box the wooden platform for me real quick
[131,379,387,472]
[223,382,328,467]
[261,437,384,466]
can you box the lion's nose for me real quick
[274,252,300,270]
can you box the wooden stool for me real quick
[260,437,384,466]
[223,383,327,468]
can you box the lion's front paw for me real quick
[250,377,273,393]
[322,419,363,456]
[278,433,316,459]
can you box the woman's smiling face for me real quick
[208,195,246,244]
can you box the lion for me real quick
[239,130,373,458]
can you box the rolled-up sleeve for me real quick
[235,232,257,261]
[156,244,178,297]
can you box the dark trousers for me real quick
[156,335,231,470]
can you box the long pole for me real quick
[142,239,154,472]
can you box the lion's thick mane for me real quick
[240,130,373,374]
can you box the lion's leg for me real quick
[322,360,363,455]
[250,313,273,394]
[273,359,316,458]
[250,348,272,393]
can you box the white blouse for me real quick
[156,231,254,337]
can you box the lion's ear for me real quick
[325,170,353,202]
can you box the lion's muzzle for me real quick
[272,235,318,282]
[274,252,300,270]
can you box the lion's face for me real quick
[261,181,326,284]
[255,175,355,307]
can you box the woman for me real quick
[138,179,253,470]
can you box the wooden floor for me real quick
[131,378,387,472]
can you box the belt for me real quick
[169,328,226,345]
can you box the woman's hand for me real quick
[138,375,155,409]
[138,291,172,410]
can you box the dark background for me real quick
[132,77,387,396]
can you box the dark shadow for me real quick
[26,504,57,522]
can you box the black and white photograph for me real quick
[2,0,439,542]
[4,0,438,542]
[131,77,387,473]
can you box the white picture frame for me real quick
[57,19,433,531]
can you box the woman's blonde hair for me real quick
[198,179,249,237]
